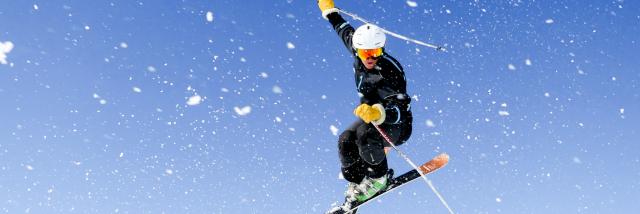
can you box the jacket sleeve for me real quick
[378,59,412,125]
[326,12,357,55]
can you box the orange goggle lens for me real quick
[357,48,383,60]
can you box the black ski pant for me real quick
[338,119,412,183]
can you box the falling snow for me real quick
[330,125,339,136]
[147,66,157,72]
[0,41,14,65]
[186,95,202,106]
[206,11,214,22]
[272,85,283,94]
[425,119,436,127]
[234,106,252,116]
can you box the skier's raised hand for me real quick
[318,0,339,19]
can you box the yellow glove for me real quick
[318,0,339,20]
[353,104,386,124]
[318,0,334,11]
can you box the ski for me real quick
[327,153,450,214]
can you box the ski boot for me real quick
[326,182,359,214]
[354,171,391,202]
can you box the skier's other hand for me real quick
[353,104,382,124]
[318,0,338,19]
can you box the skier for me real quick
[318,0,413,210]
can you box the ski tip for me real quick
[436,153,450,162]
[419,153,450,175]
[432,153,450,168]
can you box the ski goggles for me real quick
[357,48,383,61]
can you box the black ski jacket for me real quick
[327,12,412,125]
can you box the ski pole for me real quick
[372,124,455,214]
[336,8,446,52]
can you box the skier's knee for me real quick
[338,131,359,166]
[359,147,386,165]
[338,131,357,153]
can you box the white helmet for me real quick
[352,24,386,49]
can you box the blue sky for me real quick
[0,0,639,213]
